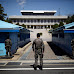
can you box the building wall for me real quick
[9,15,67,29]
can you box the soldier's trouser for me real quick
[34,51,43,67]
[6,46,12,56]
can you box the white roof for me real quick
[20,10,57,13]
[9,16,67,19]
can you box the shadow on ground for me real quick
[47,42,68,56]
[19,41,31,48]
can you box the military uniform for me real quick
[71,39,74,56]
[5,39,12,56]
[32,38,44,68]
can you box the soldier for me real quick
[5,37,12,57]
[32,33,45,70]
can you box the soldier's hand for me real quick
[43,51,44,53]
[33,50,35,53]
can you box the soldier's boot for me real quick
[9,51,12,56]
[34,66,37,70]
[34,63,37,70]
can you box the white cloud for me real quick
[16,0,26,8]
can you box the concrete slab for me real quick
[6,62,21,66]
[30,29,52,41]
[0,41,74,66]
[26,41,57,60]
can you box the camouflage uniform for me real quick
[71,39,74,56]
[32,38,44,67]
[5,39,12,56]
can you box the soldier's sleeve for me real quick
[41,39,45,52]
[10,40,12,46]
[32,39,36,51]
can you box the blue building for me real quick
[51,22,74,56]
[0,20,30,56]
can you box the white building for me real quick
[9,10,67,29]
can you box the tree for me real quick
[65,15,74,24]
[52,24,59,29]
[16,22,20,25]
[70,15,74,23]
[5,17,12,23]
[22,24,26,28]
[59,22,64,27]
[0,4,7,21]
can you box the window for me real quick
[51,19,53,23]
[27,25,29,28]
[34,19,36,22]
[54,19,56,23]
[50,19,51,22]
[27,19,30,23]
[41,20,43,23]
[37,19,40,22]
[48,19,50,23]
[56,19,58,22]
[17,20,19,23]
[44,19,46,23]
[31,20,33,23]
[21,20,23,23]
[24,20,26,23]
[31,25,33,28]
[46,19,48,22]
[45,26,46,28]
[14,20,16,23]
[57,19,60,22]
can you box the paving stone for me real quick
[19,46,32,60]
[26,41,57,60]
[0,63,5,65]
[6,62,21,65]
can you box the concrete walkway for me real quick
[30,29,52,41]
[26,41,57,60]
[0,41,74,66]
[0,41,72,62]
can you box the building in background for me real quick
[9,10,67,29]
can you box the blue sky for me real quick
[0,0,74,17]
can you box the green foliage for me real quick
[70,15,74,23]
[52,24,59,29]
[0,4,7,21]
[65,15,74,24]
[16,22,20,25]
[22,24,26,28]
[59,22,64,27]
[5,18,12,23]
